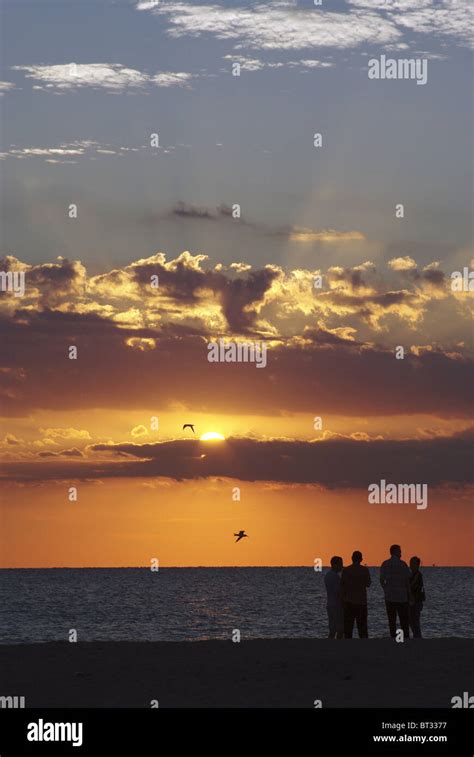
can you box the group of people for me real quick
[324,544,425,639]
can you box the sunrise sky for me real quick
[1,0,472,567]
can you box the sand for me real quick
[1,639,472,708]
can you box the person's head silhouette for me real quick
[390,544,402,558]
[352,550,363,564]
[410,556,421,571]
[330,555,343,572]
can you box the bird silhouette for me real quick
[234,531,248,543]
[183,424,195,433]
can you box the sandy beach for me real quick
[1,639,472,708]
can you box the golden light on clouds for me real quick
[289,226,366,243]
[200,432,225,441]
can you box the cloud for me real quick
[388,256,417,271]
[126,250,279,332]
[131,425,149,437]
[39,428,91,442]
[12,64,195,92]
[151,72,194,87]
[37,447,84,458]
[327,261,376,290]
[141,2,403,50]
[137,1,473,57]
[222,55,334,71]
[2,434,22,445]
[296,59,334,69]
[0,140,138,163]
[1,251,467,340]
[136,0,161,8]
[388,258,446,293]
[164,204,367,247]
[1,251,472,418]
[3,432,472,486]
[0,255,87,306]
[170,202,221,220]
[125,338,156,351]
[383,0,473,49]
[0,81,15,95]
[288,227,366,243]
[0,302,472,419]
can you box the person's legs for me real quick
[356,604,368,638]
[344,602,355,638]
[335,603,344,640]
[417,602,423,638]
[409,602,422,638]
[386,601,397,638]
[398,602,410,638]
[327,606,336,638]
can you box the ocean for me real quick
[0,567,472,643]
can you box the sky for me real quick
[0,0,473,567]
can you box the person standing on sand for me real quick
[380,544,411,639]
[341,551,371,638]
[408,556,425,638]
[324,556,344,639]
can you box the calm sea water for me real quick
[0,568,472,643]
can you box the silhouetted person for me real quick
[341,551,371,638]
[324,556,344,639]
[380,544,410,639]
[408,556,425,638]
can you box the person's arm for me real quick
[365,567,371,587]
[420,573,425,601]
[340,571,346,601]
[379,563,385,588]
[413,572,424,599]
[405,566,413,604]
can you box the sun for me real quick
[200,432,225,441]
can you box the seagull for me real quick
[234,531,248,543]
[183,424,195,433]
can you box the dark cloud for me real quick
[28,259,85,301]
[415,268,445,287]
[326,289,416,309]
[2,432,472,486]
[303,326,357,345]
[0,308,472,418]
[0,256,85,306]
[131,256,279,330]
[221,268,278,332]
[38,447,84,458]
[170,202,216,220]
[328,265,375,289]
[168,202,233,220]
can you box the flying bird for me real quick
[183,424,195,433]
[234,531,248,543]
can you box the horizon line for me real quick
[1,564,472,570]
